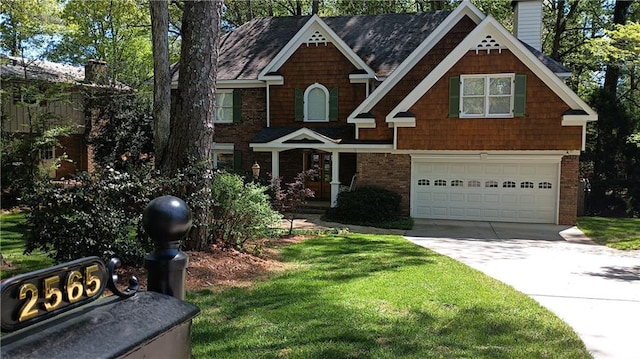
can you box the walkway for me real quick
[405,219,640,359]
[290,216,640,358]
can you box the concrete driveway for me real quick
[405,219,640,359]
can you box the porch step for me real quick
[294,201,331,214]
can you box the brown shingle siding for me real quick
[359,15,477,141]
[399,49,583,151]
[270,43,366,126]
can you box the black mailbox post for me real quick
[143,195,192,300]
[0,196,200,359]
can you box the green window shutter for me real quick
[233,89,242,123]
[294,88,303,122]
[329,87,339,121]
[514,74,527,117]
[233,150,242,171]
[449,76,460,118]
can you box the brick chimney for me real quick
[84,59,108,84]
[512,0,543,51]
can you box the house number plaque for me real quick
[0,256,138,332]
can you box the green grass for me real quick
[0,212,53,280]
[188,233,590,359]
[577,216,640,250]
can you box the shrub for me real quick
[23,165,282,263]
[269,170,315,235]
[326,186,402,223]
[24,167,156,265]
[210,172,282,249]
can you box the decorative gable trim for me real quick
[250,127,393,152]
[475,34,504,53]
[385,15,597,150]
[264,128,338,146]
[258,15,375,81]
[306,30,328,45]
[347,1,486,132]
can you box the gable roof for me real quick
[1,55,84,83]
[250,126,392,151]
[171,4,573,88]
[346,1,485,126]
[172,11,452,83]
[258,14,378,79]
[383,15,596,150]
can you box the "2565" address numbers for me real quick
[1,257,108,332]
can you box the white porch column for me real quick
[271,151,280,179]
[330,151,340,207]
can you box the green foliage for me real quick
[85,91,154,170]
[1,82,77,207]
[210,172,282,249]
[0,0,65,57]
[589,22,640,69]
[49,0,154,87]
[189,234,590,358]
[269,170,315,235]
[583,88,640,217]
[23,168,156,265]
[326,186,403,223]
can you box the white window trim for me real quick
[303,83,329,122]
[215,89,234,123]
[212,143,234,169]
[39,147,55,161]
[460,73,514,118]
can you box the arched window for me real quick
[304,83,329,122]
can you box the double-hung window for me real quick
[214,89,242,123]
[449,73,526,118]
[212,143,237,170]
[215,89,234,123]
[460,74,514,118]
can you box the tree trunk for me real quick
[550,0,579,62]
[603,0,632,96]
[168,0,222,250]
[592,0,633,215]
[312,0,319,15]
[149,0,171,172]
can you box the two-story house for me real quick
[172,0,596,225]
[1,56,115,179]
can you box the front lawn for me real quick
[189,233,590,358]
[577,216,640,250]
[0,212,53,280]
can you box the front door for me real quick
[303,151,332,200]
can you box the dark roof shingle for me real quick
[172,11,570,82]
[1,55,84,83]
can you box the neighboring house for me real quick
[1,56,111,179]
[171,0,596,225]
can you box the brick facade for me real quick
[559,155,579,225]
[357,153,411,215]
[213,88,271,176]
[400,49,582,151]
[56,134,89,179]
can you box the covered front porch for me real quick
[249,127,392,206]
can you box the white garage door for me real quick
[412,161,558,223]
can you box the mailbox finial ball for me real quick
[143,195,192,244]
